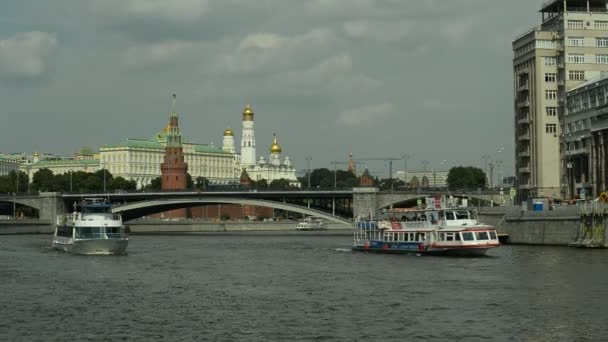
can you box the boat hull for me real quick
[53,238,128,255]
[352,245,494,257]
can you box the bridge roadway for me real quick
[0,189,506,225]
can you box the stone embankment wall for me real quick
[0,220,53,235]
[128,221,350,234]
[479,206,608,247]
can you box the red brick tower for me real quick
[161,94,189,218]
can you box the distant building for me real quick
[395,170,448,188]
[0,154,20,176]
[513,0,608,199]
[24,150,101,180]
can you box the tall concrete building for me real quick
[513,0,608,200]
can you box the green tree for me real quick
[195,177,209,191]
[269,178,292,190]
[32,169,56,192]
[186,173,194,189]
[144,176,162,191]
[108,177,137,191]
[251,179,268,189]
[446,166,486,190]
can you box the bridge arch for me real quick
[112,197,352,225]
[376,194,498,210]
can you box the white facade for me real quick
[0,155,20,176]
[240,104,256,167]
[238,105,299,187]
[100,137,238,189]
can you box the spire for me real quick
[166,93,182,148]
[348,152,355,173]
[170,93,177,118]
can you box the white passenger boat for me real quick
[352,200,500,256]
[53,198,128,255]
[295,217,328,231]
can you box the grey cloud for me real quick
[336,102,393,127]
[0,31,57,81]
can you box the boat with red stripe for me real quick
[352,197,500,256]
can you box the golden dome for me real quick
[243,104,254,121]
[224,127,234,136]
[269,134,282,154]
[33,151,39,157]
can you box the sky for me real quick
[0,0,544,178]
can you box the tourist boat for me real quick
[53,198,128,255]
[352,199,500,256]
[295,216,328,231]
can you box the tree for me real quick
[251,179,268,189]
[186,173,194,189]
[108,177,137,191]
[145,176,162,191]
[32,169,56,192]
[195,177,209,191]
[446,166,486,190]
[269,178,292,190]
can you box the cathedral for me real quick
[225,104,300,187]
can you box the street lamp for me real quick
[402,153,410,188]
[306,156,312,189]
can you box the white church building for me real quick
[224,104,299,187]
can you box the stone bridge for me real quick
[0,188,506,225]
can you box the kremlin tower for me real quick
[240,104,256,167]
[160,94,189,218]
[268,133,282,166]
[222,127,236,154]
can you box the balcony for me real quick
[558,63,565,69]
[518,83,529,91]
[558,80,565,86]
[518,132,531,140]
[517,100,531,107]
[518,115,529,124]
[518,183,531,190]
[519,166,531,173]
[518,150,530,157]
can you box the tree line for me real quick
[0,165,488,193]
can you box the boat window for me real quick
[462,232,474,241]
[438,233,444,241]
[456,211,470,220]
[106,227,122,238]
[455,233,461,241]
[476,231,489,240]
[445,211,455,220]
[446,233,454,241]
[489,231,497,240]
[75,227,104,239]
[56,226,72,237]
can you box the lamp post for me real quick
[567,160,573,200]
[403,153,410,188]
[306,156,312,189]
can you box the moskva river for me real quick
[1,232,608,341]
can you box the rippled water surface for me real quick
[1,233,608,341]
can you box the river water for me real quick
[1,232,607,341]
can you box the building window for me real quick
[546,90,557,100]
[596,21,608,30]
[597,54,608,64]
[544,57,557,66]
[546,124,557,134]
[567,37,584,47]
[546,107,557,116]
[569,70,585,80]
[597,38,608,47]
[536,40,556,49]
[545,73,556,83]
[568,20,584,30]
[568,53,585,63]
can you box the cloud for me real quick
[343,20,415,43]
[336,102,393,127]
[218,29,339,74]
[94,0,209,23]
[0,31,57,80]
[122,40,197,68]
